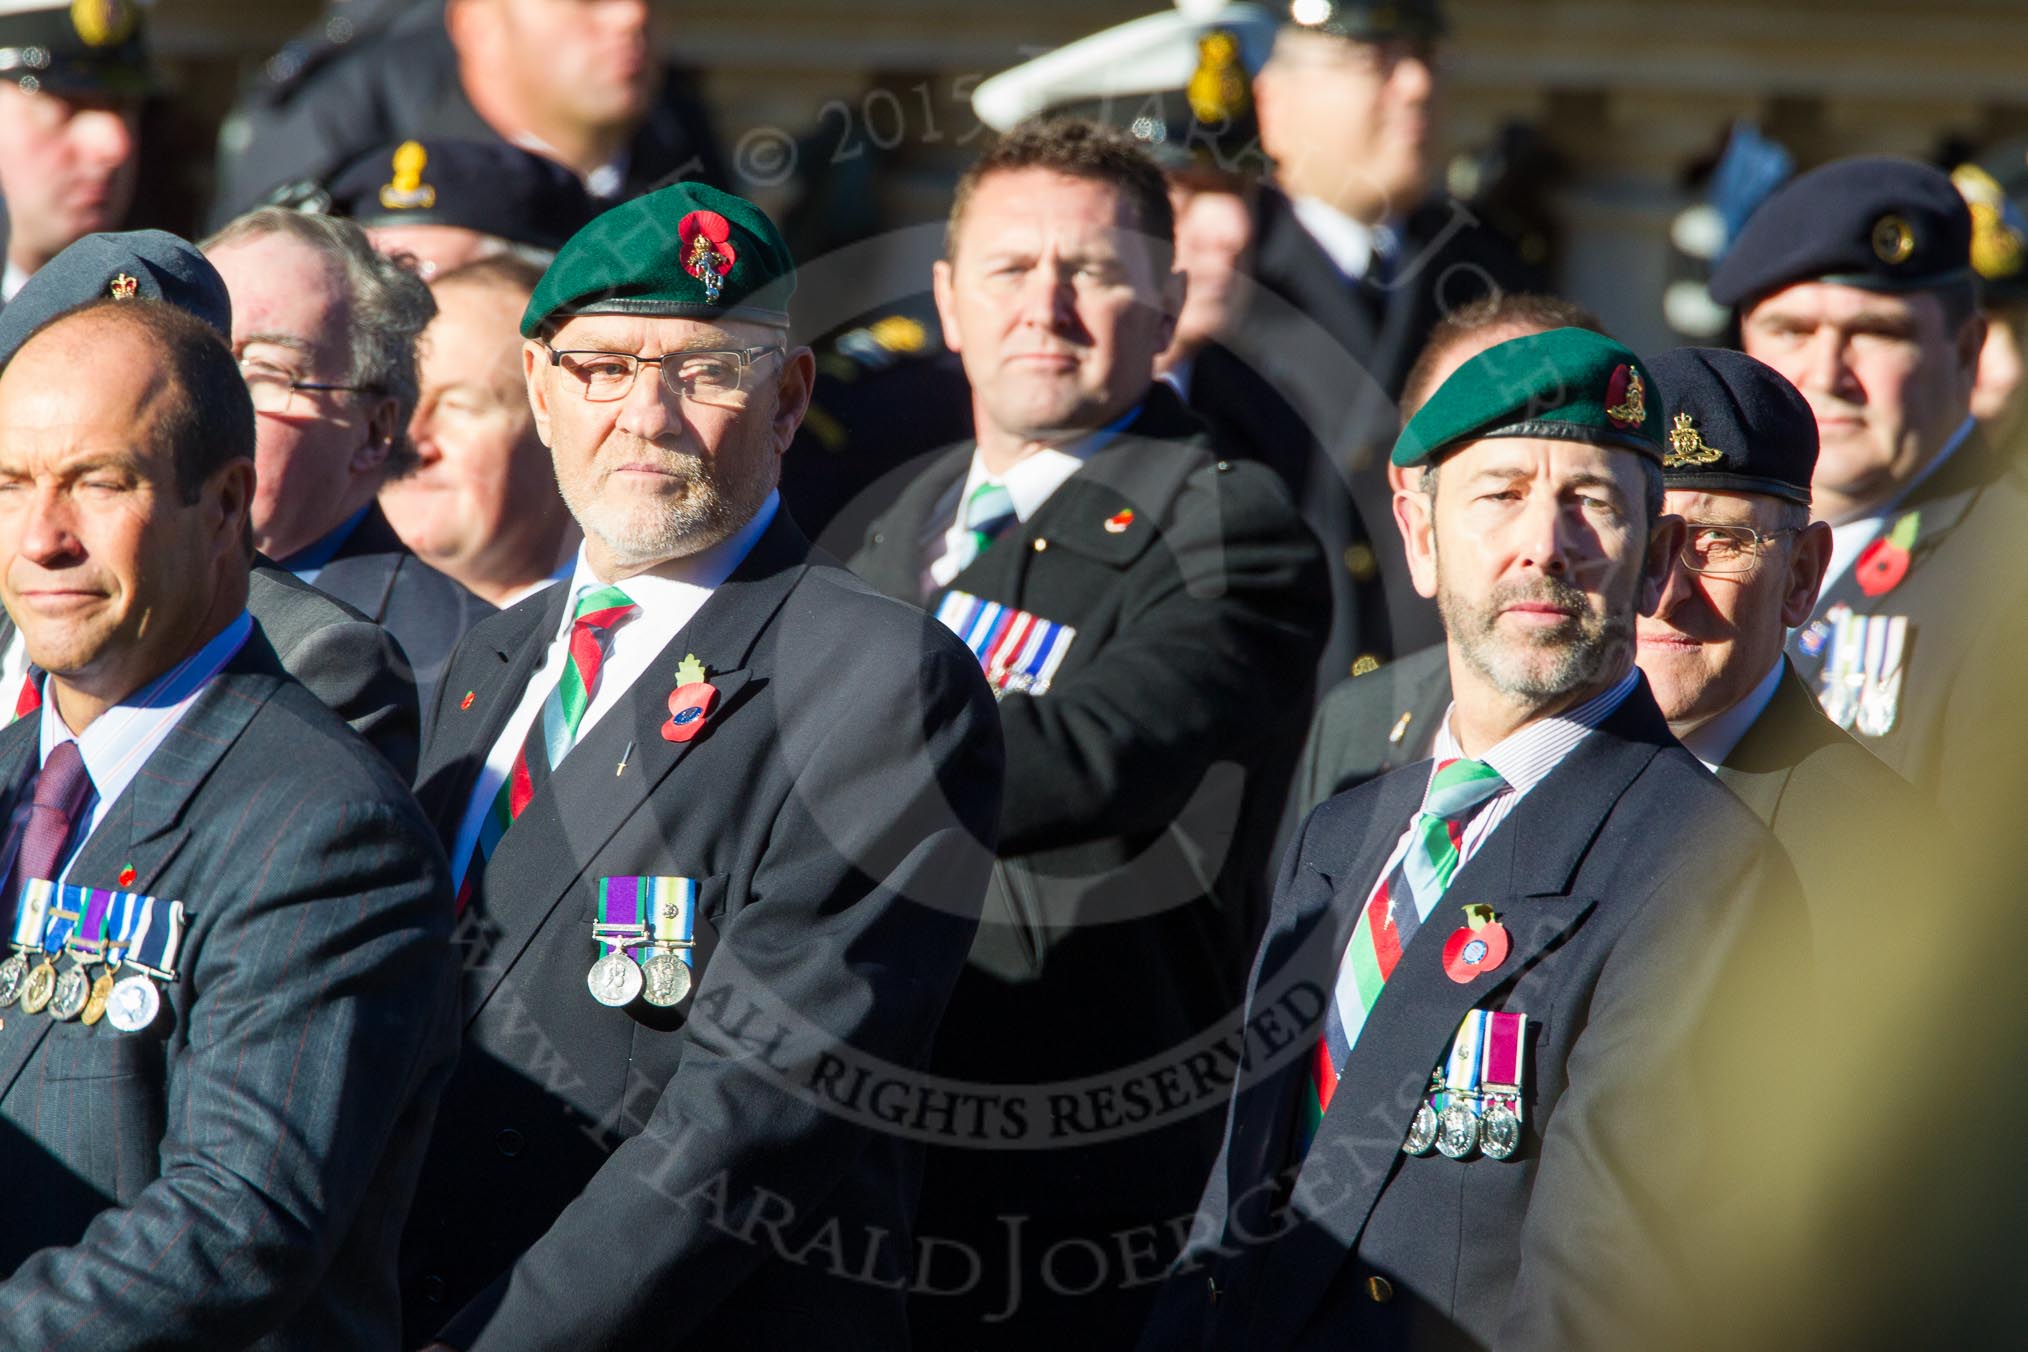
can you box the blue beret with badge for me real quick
[1645,347,1817,507]
[0,229,230,367]
[1708,156,1973,308]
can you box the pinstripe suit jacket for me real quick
[0,625,457,1350]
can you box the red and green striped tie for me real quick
[1298,757,1507,1153]
[455,584,637,914]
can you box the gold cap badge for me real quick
[1604,366,1647,430]
[1664,412,1724,469]
[1871,213,1916,265]
[107,272,138,300]
[70,0,137,49]
[1187,30,1250,126]
[1954,164,2026,282]
[379,141,437,211]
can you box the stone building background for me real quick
[146,0,2028,352]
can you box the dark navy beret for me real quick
[0,229,230,367]
[279,138,596,256]
[1709,156,1972,308]
[1646,347,1816,506]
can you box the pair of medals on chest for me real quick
[1400,1008,1528,1163]
[586,876,698,1010]
[0,878,182,1033]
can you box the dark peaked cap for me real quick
[1709,155,1973,307]
[0,230,230,367]
[1646,347,1817,506]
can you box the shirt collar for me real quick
[969,404,1142,523]
[1429,667,1640,799]
[1,258,29,302]
[1290,196,1397,283]
[277,504,372,578]
[559,490,778,635]
[1678,656,1785,771]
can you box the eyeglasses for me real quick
[238,360,383,417]
[1681,523,1802,575]
[543,345,784,406]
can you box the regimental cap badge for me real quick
[379,140,437,211]
[1604,364,1647,429]
[1187,30,1250,126]
[1953,162,2028,282]
[107,272,137,300]
[679,210,737,305]
[1664,412,1724,469]
[70,0,137,48]
[1872,212,1916,265]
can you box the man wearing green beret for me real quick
[1143,328,1808,1349]
[398,181,1004,1351]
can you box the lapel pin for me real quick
[1388,711,1413,745]
[460,690,476,711]
[1103,508,1134,534]
[117,865,137,889]
[1855,510,1919,598]
[663,653,719,744]
[1442,903,1510,984]
[617,740,634,776]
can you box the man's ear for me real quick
[353,395,399,476]
[932,258,963,356]
[523,339,553,447]
[1156,267,1186,352]
[1956,311,1990,397]
[209,457,257,561]
[1395,480,1439,600]
[771,346,817,455]
[1641,514,1688,615]
[1782,519,1834,628]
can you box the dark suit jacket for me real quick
[1205,189,1541,687]
[1787,430,2028,828]
[0,628,456,1350]
[401,508,1002,1351]
[312,504,491,723]
[1142,678,1808,1350]
[849,386,1328,1343]
[0,558,421,778]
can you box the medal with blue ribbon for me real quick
[588,880,648,1008]
[1435,1010,1487,1159]
[933,590,1078,698]
[19,883,82,1016]
[106,893,184,1033]
[618,876,697,1008]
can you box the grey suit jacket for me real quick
[0,626,457,1350]
[0,558,420,778]
[311,505,492,722]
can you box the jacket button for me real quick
[872,531,886,545]
[421,1274,446,1304]
[1215,460,1232,472]
[1032,538,1049,552]
[495,1128,525,1157]
[1367,1275,1394,1303]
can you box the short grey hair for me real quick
[1422,451,1666,524]
[202,207,437,476]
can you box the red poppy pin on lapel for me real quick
[1103,508,1134,534]
[117,865,137,888]
[459,690,476,711]
[1854,510,1920,598]
[663,653,718,743]
[1443,904,1510,984]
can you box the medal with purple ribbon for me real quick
[1477,1010,1527,1161]
[589,878,649,1007]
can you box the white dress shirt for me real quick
[927,407,1140,590]
[38,610,253,881]
[1678,657,1785,772]
[1289,196,1397,285]
[447,493,778,890]
[1821,415,1975,591]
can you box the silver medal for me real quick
[1401,1100,1439,1156]
[105,974,161,1032]
[1435,1100,1480,1160]
[48,964,89,1021]
[640,950,692,1008]
[0,951,27,1007]
[587,951,643,1007]
[1480,1098,1522,1161]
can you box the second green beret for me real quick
[1392,327,1665,468]
[521,181,796,336]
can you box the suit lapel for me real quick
[1713,661,1839,825]
[458,515,811,1025]
[1251,684,1670,1344]
[858,443,973,603]
[0,663,277,1102]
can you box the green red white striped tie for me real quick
[1297,757,1507,1155]
[455,584,636,914]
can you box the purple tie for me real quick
[10,741,92,898]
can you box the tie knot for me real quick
[32,740,93,819]
[572,584,637,629]
[1423,757,1505,820]
[964,481,1016,534]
